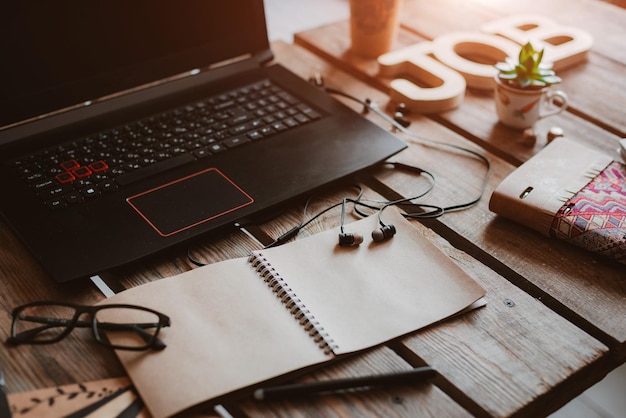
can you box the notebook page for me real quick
[254,207,486,355]
[99,258,330,418]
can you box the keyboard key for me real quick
[100,180,117,193]
[56,172,75,184]
[115,152,195,186]
[24,172,45,183]
[61,159,80,171]
[207,143,226,153]
[89,160,109,172]
[223,136,250,148]
[297,105,321,120]
[271,122,288,132]
[259,126,276,136]
[32,179,56,192]
[39,184,74,199]
[13,79,322,210]
[294,114,310,124]
[283,118,299,128]
[81,186,101,198]
[65,192,84,205]
[193,148,212,158]
[46,198,67,210]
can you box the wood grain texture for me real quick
[601,0,626,8]
[235,346,471,418]
[399,0,626,66]
[251,40,612,417]
[398,0,626,136]
[294,21,624,165]
[292,3,626,352]
[0,221,125,393]
[397,227,609,417]
[1,2,623,416]
[371,142,626,348]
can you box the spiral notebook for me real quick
[98,207,486,418]
[489,137,626,264]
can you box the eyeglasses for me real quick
[7,301,171,351]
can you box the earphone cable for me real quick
[189,84,493,261]
[324,86,491,216]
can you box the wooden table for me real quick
[1,0,624,417]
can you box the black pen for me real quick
[253,366,437,401]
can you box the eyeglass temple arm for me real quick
[6,323,57,344]
[7,315,75,344]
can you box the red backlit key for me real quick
[61,159,80,171]
[72,166,92,178]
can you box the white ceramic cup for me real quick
[494,76,568,130]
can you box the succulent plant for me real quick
[495,42,562,89]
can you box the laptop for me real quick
[0,0,406,283]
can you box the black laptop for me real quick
[0,0,406,283]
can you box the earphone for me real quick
[264,161,438,250]
[339,223,395,246]
[371,223,396,242]
[338,197,364,247]
[187,75,492,265]
[338,231,364,247]
[324,85,491,216]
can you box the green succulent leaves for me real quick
[495,42,562,89]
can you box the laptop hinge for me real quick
[209,53,252,70]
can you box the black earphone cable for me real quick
[323,86,491,218]
[188,82,492,263]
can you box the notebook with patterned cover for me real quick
[489,137,625,264]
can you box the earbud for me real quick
[338,232,363,247]
[308,72,324,87]
[393,103,411,128]
[371,224,396,242]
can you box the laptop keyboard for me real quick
[9,80,322,210]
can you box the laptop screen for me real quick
[0,0,270,129]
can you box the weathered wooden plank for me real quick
[0,192,264,395]
[348,108,625,340]
[110,230,262,290]
[399,0,626,136]
[291,12,626,348]
[601,0,626,9]
[0,219,125,392]
[368,122,626,349]
[396,226,610,417]
[257,41,612,418]
[294,4,626,151]
[0,21,620,418]
[235,346,471,418]
[399,0,626,66]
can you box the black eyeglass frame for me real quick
[7,301,171,351]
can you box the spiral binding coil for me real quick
[248,253,338,355]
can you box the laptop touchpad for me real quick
[126,168,254,237]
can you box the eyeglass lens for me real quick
[13,304,76,343]
[94,306,163,349]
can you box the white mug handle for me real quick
[540,90,568,119]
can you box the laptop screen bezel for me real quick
[0,0,271,136]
